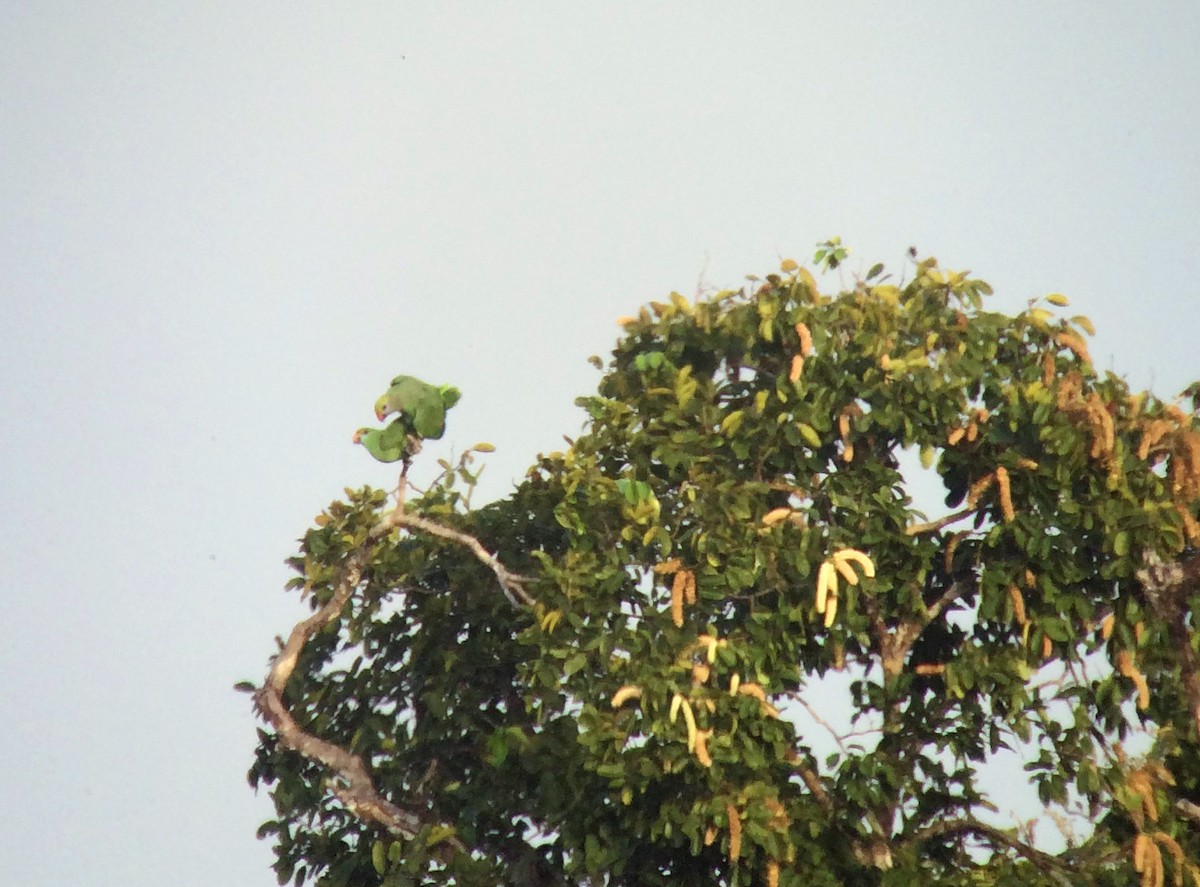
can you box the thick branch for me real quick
[254,493,536,856]
[254,550,448,842]
[907,818,1074,883]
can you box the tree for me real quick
[247,247,1200,887]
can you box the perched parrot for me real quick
[352,418,412,463]
[374,375,461,441]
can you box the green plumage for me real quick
[374,375,461,441]
[355,374,461,463]
[352,418,412,463]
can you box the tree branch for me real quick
[905,507,975,536]
[254,549,449,843]
[379,509,535,607]
[907,817,1074,883]
[254,488,538,861]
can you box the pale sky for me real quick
[2,4,1198,884]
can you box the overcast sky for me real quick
[2,4,1198,884]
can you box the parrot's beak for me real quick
[374,409,386,422]
[352,430,363,443]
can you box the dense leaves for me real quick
[249,252,1200,886]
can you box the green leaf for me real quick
[1113,530,1130,557]
[796,422,822,448]
[720,410,745,435]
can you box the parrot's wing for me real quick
[410,387,447,439]
[376,417,412,454]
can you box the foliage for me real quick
[248,248,1200,887]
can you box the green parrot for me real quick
[352,417,412,463]
[374,375,461,440]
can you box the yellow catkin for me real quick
[680,699,697,750]
[1008,585,1027,625]
[684,571,697,605]
[727,802,742,861]
[1136,833,1150,872]
[1153,832,1185,883]
[1015,456,1040,470]
[815,561,837,613]
[1042,635,1053,659]
[838,412,851,440]
[968,472,995,508]
[842,442,855,463]
[1024,569,1036,588]
[766,860,780,887]
[1149,846,1164,887]
[694,729,713,767]
[1100,614,1115,640]
[654,558,682,574]
[948,426,966,446]
[832,556,861,587]
[1139,419,1173,460]
[995,466,1015,522]
[704,826,717,847]
[795,322,813,354]
[1056,331,1092,364]
[834,548,876,577]
[966,420,979,442]
[762,507,793,526]
[1042,351,1056,386]
[915,664,945,676]
[1136,674,1151,711]
[610,685,642,707]
[789,354,805,382]
[1118,650,1137,678]
[824,593,839,627]
[671,574,685,627]
[738,682,767,702]
[692,663,711,685]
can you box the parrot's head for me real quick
[374,395,392,422]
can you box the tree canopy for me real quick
[247,247,1200,887]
